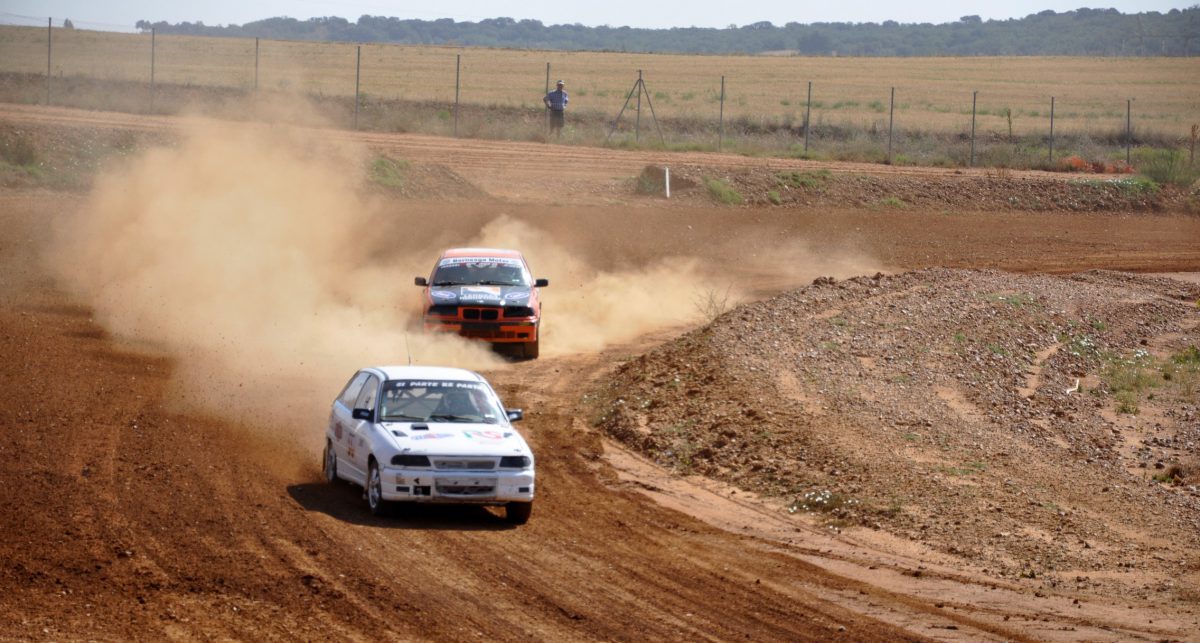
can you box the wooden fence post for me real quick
[718,75,725,152]
[454,54,461,137]
[354,45,361,130]
[970,90,978,167]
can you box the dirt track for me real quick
[2,104,1200,640]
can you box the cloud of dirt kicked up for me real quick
[46,120,501,450]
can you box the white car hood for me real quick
[383,422,531,457]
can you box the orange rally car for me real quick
[415,248,548,359]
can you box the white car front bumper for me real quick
[384,467,535,504]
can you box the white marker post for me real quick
[664,167,670,198]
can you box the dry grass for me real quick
[2,25,1199,141]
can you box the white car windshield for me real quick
[431,257,529,287]
[379,380,506,424]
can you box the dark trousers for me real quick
[548,109,565,133]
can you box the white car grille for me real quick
[436,484,496,496]
[432,458,496,471]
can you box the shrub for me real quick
[368,156,408,189]
[776,169,830,189]
[694,285,733,321]
[0,132,37,166]
[704,177,743,205]
[1134,148,1200,187]
[1110,177,1160,194]
[1172,345,1200,365]
[1115,391,1140,414]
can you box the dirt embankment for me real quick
[596,269,1200,603]
[4,104,1199,213]
[649,164,1198,212]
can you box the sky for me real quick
[0,0,1192,32]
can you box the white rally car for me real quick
[322,366,535,524]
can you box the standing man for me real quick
[544,79,568,136]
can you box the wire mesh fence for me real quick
[2,21,1198,170]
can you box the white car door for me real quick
[331,371,370,483]
[348,374,381,484]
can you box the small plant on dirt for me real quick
[789,489,857,514]
[1171,345,1200,366]
[636,167,667,194]
[693,285,734,322]
[1103,348,1160,398]
[1164,346,1200,401]
[877,196,908,209]
[776,169,830,190]
[0,131,38,167]
[368,155,408,189]
[1107,176,1160,195]
[1064,333,1098,358]
[985,292,1036,309]
[1114,390,1140,414]
[704,177,743,205]
[766,190,782,204]
[1151,464,1184,484]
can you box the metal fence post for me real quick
[1125,98,1132,165]
[718,75,725,152]
[150,28,156,113]
[635,69,643,143]
[1048,96,1055,165]
[454,54,461,137]
[970,90,977,167]
[544,62,550,131]
[354,45,361,130]
[804,80,812,155]
[887,86,895,164]
[45,17,51,106]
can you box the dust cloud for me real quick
[46,116,881,441]
[47,120,499,432]
[466,215,719,355]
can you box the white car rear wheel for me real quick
[322,441,338,483]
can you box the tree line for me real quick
[134,8,1200,56]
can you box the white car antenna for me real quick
[404,332,413,366]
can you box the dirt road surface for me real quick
[2,104,1199,640]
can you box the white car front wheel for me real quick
[506,501,532,525]
[366,460,390,516]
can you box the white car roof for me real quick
[369,365,487,382]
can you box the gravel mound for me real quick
[595,269,1200,598]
